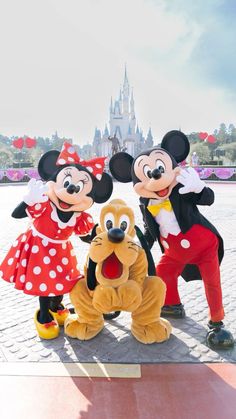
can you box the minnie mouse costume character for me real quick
[0,142,113,339]
[109,130,234,349]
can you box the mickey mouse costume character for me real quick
[109,130,234,349]
[0,142,113,339]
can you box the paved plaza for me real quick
[0,181,236,364]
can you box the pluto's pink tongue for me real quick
[157,188,169,197]
[102,252,123,279]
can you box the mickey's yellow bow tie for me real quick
[147,200,172,216]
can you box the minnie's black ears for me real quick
[109,152,133,183]
[38,150,60,180]
[161,130,190,163]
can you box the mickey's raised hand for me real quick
[176,167,205,194]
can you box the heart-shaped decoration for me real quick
[207,135,216,144]
[25,137,36,148]
[198,132,208,141]
[13,137,24,149]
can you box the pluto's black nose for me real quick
[108,228,125,243]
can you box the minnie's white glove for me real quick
[23,178,49,206]
[176,167,205,194]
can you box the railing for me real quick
[0,166,236,184]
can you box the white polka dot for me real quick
[43,256,51,264]
[96,174,102,180]
[21,259,27,267]
[32,245,39,253]
[33,266,41,275]
[25,282,33,290]
[48,293,55,297]
[8,258,14,266]
[62,243,67,250]
[87,166,93,173]
[65,275,70,280]
[58,158,66,165]
[42,239,48,247]
[49,248,56,256]
[62,257,69,265]
[57,230,61,233]
[181,239,190,249]
[162,240,169,249]
[87,216,93,223]
[32,230,37,237]
[56,283,64,291]
[95,163,102,168]
[10,276,14,282]
[15,250,20,258]
[56,265,63,273]
[70,249,75,256]
[24,244,29,251]
[68,146,75,154]
[12,240,18,247]
[49,270,56,278]
[68,156,74,162]
[19,274,25,283]
[21,235,27,242]
[39,283,47,292]
[35,204,41,211]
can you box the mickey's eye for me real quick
[155,160,166,173]
[104,212,115,231]
[63,175,72,188]
[143,165,152,178]
[75,180,84,193]
[119,214,130,232]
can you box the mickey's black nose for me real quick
[151,168,162,180]
[108,228,125,243]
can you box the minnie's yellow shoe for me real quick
[49,305,70,326]
[34,310,60,339]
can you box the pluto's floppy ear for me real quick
[109,152,133,183]
[134,225,156,276]
[38,150,60,180]
[161,130,190,163]
[87,258,97,291]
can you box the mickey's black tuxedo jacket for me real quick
[139,184,224,282]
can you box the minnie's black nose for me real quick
[108,228,125,243]
[67,184,77,194]
[151,168,162,180]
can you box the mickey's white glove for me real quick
[23,178,49,206]
[176,167,205,194]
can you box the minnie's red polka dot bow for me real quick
[56,142,107,180]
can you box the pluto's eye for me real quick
[63,175,72,188]
[143,165,152,178]
[156,160,166,173]
[119,214,130,232]
[104,212,115,231]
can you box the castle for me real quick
[92,67,154,157]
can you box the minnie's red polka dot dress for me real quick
[0,200,94,296]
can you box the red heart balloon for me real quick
[13,138,24,149]
[25,137,36,148]
[198,132,208,140]
[207,135,216,144]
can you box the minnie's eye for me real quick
[75,181,84,193]
[63,175,72,188]
[104,212,115,231]
[156,160,166,173]
[143,165,152,178]
[119,214,130,232]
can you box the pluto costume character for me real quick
[109,130,234,349]
[65,199,172,344]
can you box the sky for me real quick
[0,0,236,145]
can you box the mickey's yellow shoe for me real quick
[49,305,70,326]
[34,310,60,339]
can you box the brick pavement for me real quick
[0,182,235,363]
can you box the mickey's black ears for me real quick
[161,130,190,163]
[91,173,113,203]
[38,150,60,180]
[109,152,133,183]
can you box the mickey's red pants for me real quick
[156,224,224,322]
